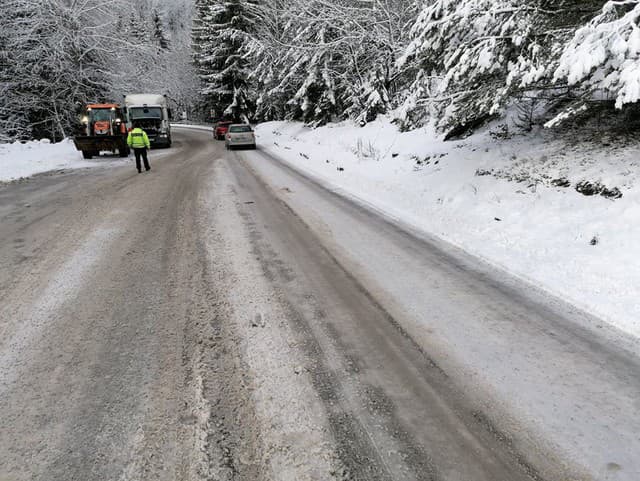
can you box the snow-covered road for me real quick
[0,128,637,481]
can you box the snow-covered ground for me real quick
[0,139,98,182]
[255,118,640,339]
[0,137,183,182]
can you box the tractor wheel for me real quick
[119,146,129,157]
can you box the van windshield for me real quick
[129,107,162,120]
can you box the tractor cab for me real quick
[81,104,127,137]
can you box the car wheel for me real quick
[251,144,257,150]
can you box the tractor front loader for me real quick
[73,104,130,159]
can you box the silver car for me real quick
[225,124,256,150]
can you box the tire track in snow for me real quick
[0,225,121,394]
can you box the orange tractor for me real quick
[73,104,130,159]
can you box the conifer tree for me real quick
[549,1,640,126]
[398,0,604,133]
[192,0,256,121]
[251,0,416,126]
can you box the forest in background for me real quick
[193,0,640,138]
[3,0,640,142]
[0,0,197,141]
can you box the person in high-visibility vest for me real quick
[127,122,151,173]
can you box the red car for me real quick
[213,120,233,140]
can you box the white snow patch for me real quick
[255,118,640,339]
[0,139,103,181]
[171,123,213,133]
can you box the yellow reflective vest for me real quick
[127,128,150,149]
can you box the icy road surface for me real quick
[0,128,638,481]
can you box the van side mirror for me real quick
[168,109,173,120]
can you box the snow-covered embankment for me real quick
[255,118,640,339]
[0,139,98,182]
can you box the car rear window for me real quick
[229,125,252,133]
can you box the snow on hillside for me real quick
[255,118,640,339]
[0,139,129,182]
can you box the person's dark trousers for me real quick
[134,148,150,172]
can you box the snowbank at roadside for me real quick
[0,139,98,182]
[171,123,212,133]
[255,118,640,339]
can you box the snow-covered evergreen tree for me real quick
[399,0,535,132]
[340,0,418,125]
[399,0,604,133]
[192,0,256,121]
[549,1,640,126]
[251,0,416,126]
[278,10,341,126]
